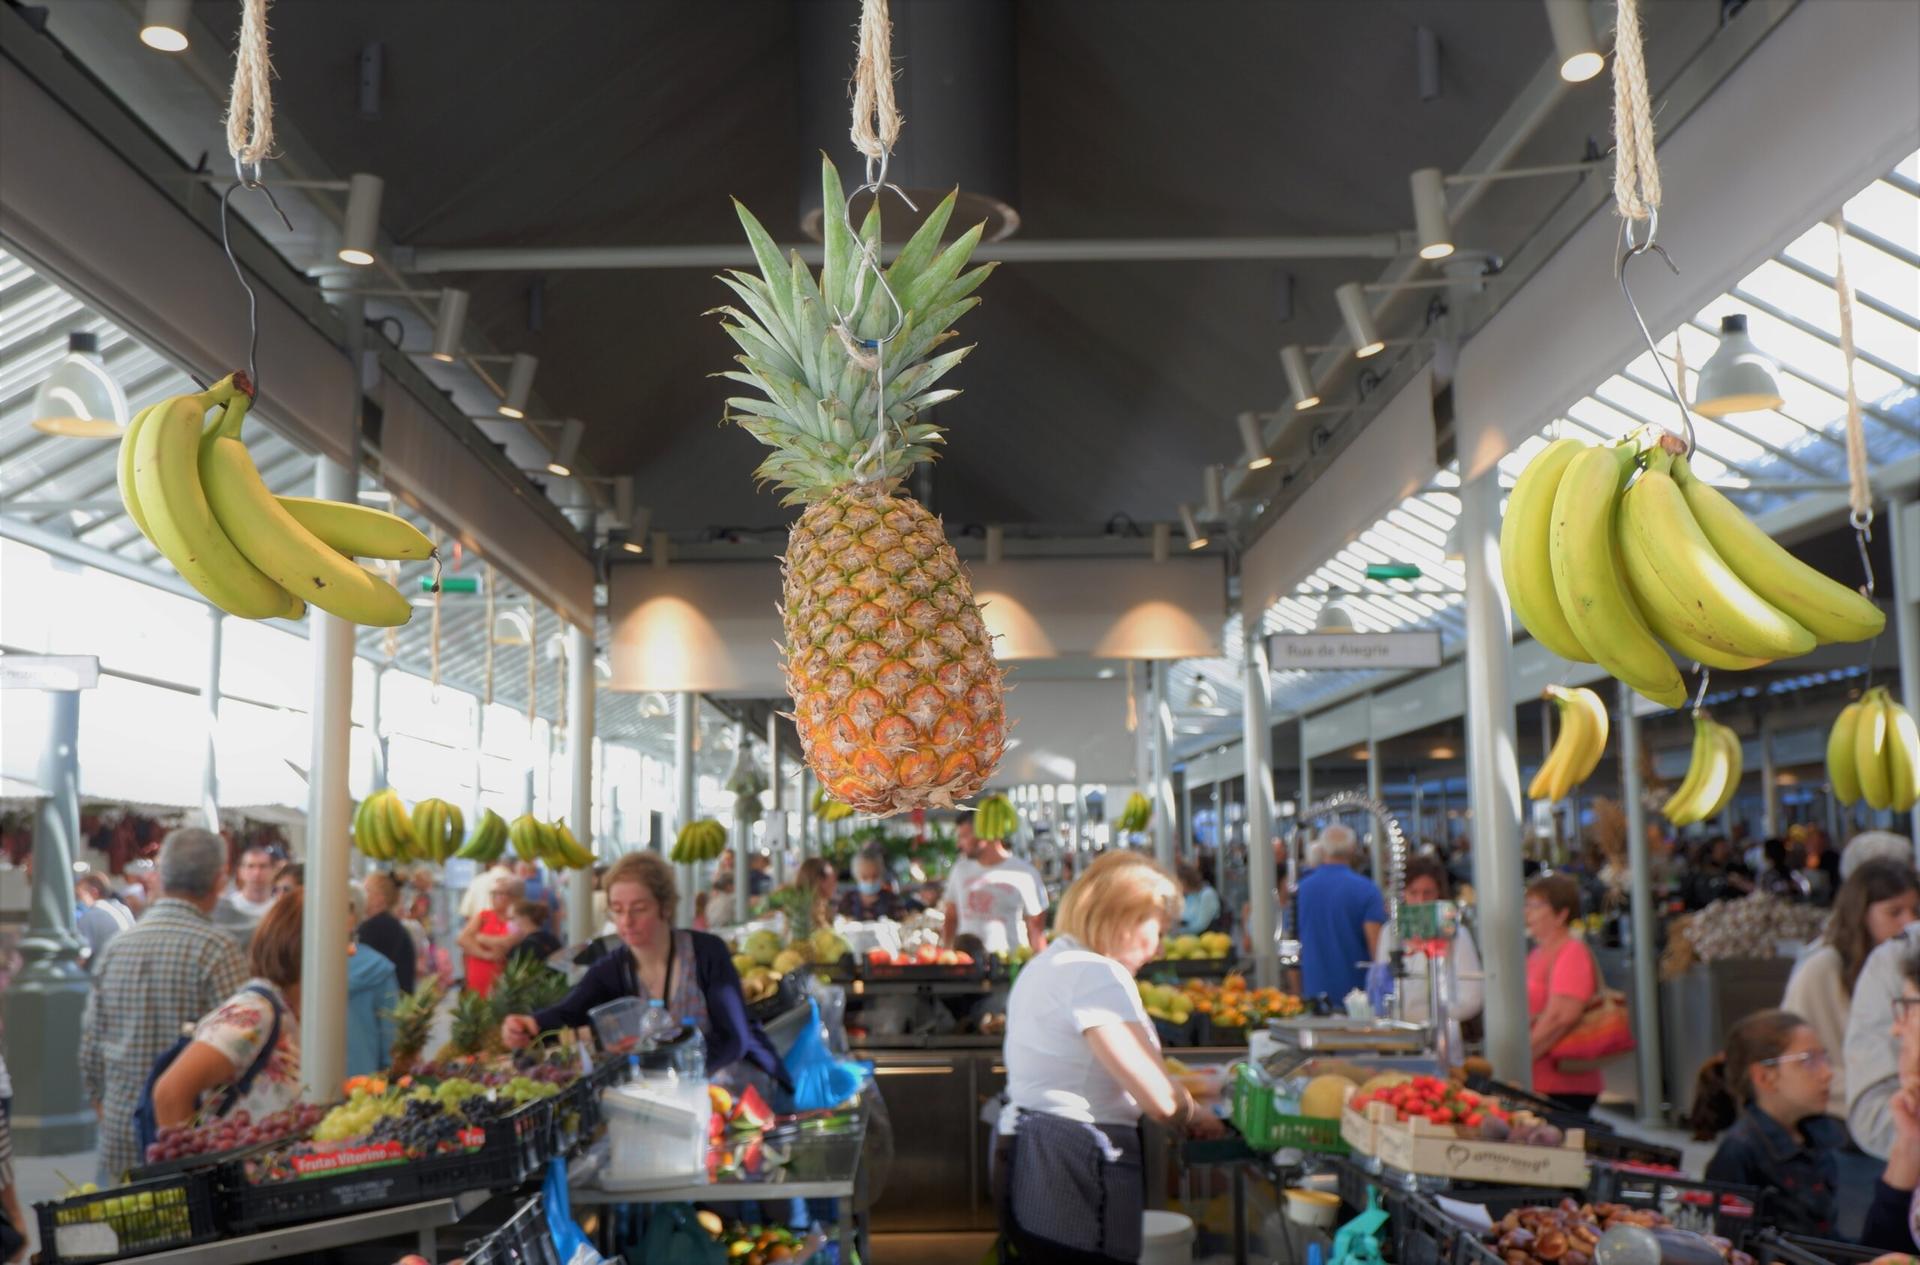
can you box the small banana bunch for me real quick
[1503,432,1883,707]
[353,788,417,862]
[811,789,855,823]
[672,818,728,862]
[457,809,511,863]
[1527,686,1610,803]
[1115,792,1152,835]
[119,375,434,626]
[973,794,1019,842]
[1829,687,1920,811]
[509,814,595,869]
[1663,715,1744,827]
[409,797,465,863]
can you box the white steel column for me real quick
[1460,468,1530,1087]
[767,711,786,887]
[202,608,223,831]
[368,665,389,793]
[799,764,814,861]
[1618,680,1665,1124]
[469,703,486,822]
[1760,716,1781,838]
[1243,613,1280,990]
[301,455,355,1102]
[675,692,697,927]
[1151,660,1175,867]
[1365,711,1383,884]
[1890,497,1920,853]
[1135,662,1154,847]
[567,623,595,946]
[1069,783,1083,853]
[734,721,753,924]
[1300,719,1313,812]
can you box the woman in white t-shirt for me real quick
[997,853,1224,1263]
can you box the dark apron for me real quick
[993,1108,1145,1264]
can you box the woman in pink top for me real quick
[1524,872,1602,1111]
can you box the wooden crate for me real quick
[1339,1102,1588,1189]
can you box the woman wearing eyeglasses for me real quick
[1693,1009,1841,1238]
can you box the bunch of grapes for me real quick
[144,1102,327,1164]
[312,1087,408,1143]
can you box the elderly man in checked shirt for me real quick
[81,828,246,1183]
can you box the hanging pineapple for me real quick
[384,977,444,1075]
[716,157,1007,816]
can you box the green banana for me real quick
[1828,700,1866,805]
[1500,437,1595,663]
[1549,444,1686,708]
[1674,456,1885,645]
[1618,448,1813,663]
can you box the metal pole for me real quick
[1136,662,1154,850]
[734,721,753,925]
[470,701,486,824]
[1460,468,1530,1087]
[1243,613,1280,991]
[799,764,814,862]
[369,665,389,793]
[1619,680,1666,1124]
[566,622,595,946]
[1299,718,1313,816]
[1366,712,1384,884]
[1760,716,1781,839]
[202,609,223,831]
[1890,497,1920,854]
[1152,660,1175,868]
[1070,783,1083,854]
[301,455,355,1103]
[675,692,697,928]
[1181,777,1194,864]
[768,710,786,887]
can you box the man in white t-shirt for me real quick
[942,820,1049,956]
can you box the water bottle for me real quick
[637,998,678,1050]
[673,1019,708,1078]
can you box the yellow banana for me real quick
[1703,723,1744,821]
[1857,689,1894,811]
[1663,716,1712,825]
[117,402,163,542]
[1564,686,1611,786]
[276,497,437,561]
[1550,445,1686,708]
[383,791,418,861]
[1534,690,1585,802]
[1828,700,1865,804]
[1683,723,1734,827]
[1501,438,1596,663]
[1890,698,1920,811]
[1674,456,1885,645]
[199,405,412,627]
[1618,448,1814,663]
[132,380,304,620]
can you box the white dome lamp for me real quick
[1316,599,1358,634]
[31,332,130,439]
[1692,315,1784,417]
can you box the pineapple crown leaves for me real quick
[716,154,996,506]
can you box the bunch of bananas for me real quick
[457,809,511,863]
[1503,433,1883,707]
[353,788,418,861]
[119,375,434,626]
[973,794,1019,842]
[408,798,465,863]
[508,814,595,869]
[672,818,728,862]
[1527,686,1610,803]
[1663,715,1744,827]
[1115,791,1152,835]
[811,789,855,822]
[1828,686,1920,811]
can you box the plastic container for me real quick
[1140,1210,1196,1265]
[672,1019,707,1077]
[1285,1188,1341,1229]
[639,998,680,1045]
[588,996,646,1052]
[1230,1062,1349,1155]
[601,1072,712,1189]
[36,1172,219,1265]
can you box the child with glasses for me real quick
[1693,1009,1842,1238]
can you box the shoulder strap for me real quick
[216,984,283,1114]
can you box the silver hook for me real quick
[836,151,919,483]
[1616,215,1696,457]
[1690,665,1711,716]
[219,178,292,393]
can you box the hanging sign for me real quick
[1267,632,1442,671]
[0,655,100,690]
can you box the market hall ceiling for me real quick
[126,1,1711,537]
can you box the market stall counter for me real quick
[95,1190,490,1265]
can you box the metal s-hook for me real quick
[1616,212,1697,457]
[837,150,918,484]
[1690,665,1711,716]
[218,173,293,394]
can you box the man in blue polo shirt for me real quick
[1296,824,1387,1002]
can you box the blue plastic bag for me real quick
[787,998,870,1111]
[543,1156,605,1265]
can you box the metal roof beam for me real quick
[1586,388,1767,481]
[1774,251,1920,334]
[1729,287,1920,387]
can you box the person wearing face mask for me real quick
[839,848,917,921]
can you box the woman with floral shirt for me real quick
[152,891,304,1129]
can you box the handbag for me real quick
[1550,942,1635,1071]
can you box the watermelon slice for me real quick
[729,1084,775,1131]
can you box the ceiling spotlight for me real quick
[139,0,190,51]
[1544,0,1605,83]
[546,418,584,477]
[429,288,468,362]
[1335,283,1385,359]
[31,332,129,439]
[1692,315,1784,417]
[337,173,384,266]
[1443,522,1465,563]
[1186,676,1218,711]
[1316,600,1357,633]
[1280,345,1321,410]
[1202,465,1225,521]
[1236,412,1273,471]
[1410,167,1454,260]
[497,353,538,419]
[985,525,1005,565]
[621,538,646,555]
[1179,504,1210,551]
[1429,744,1457,760]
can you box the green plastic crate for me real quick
[1229,1063,1351,1155]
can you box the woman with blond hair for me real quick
[995,852,1223,1263]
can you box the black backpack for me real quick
[133,983,283,1159]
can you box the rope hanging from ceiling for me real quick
[848,0,902,162]
[224,0,276,169]
[1610,0,1661,223]
[1828,212,1872,528]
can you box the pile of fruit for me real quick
[731,927,855,1002]
[1115,791,1152,835]
[1503,431,1881,706]
[48,1180,196,1248]
[1830,686,1920,811]
[143,1102,327,1165]
[863,944,975,969]
[351,795,592,870]
[1662,715,1743,827]
[1347,1074,1566,1145]
[714,1221,810,1264]
[673,818,729,862]
[1172,975,1306,1029]
[1158,931,1232,961]
[973,794,1020,842]
[1138,980,1195,1026]
[1527,686,1609,804]
[1485,1200,1755,1265]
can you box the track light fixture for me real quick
[1178,504,1209,551]
[430,288,469,362]
[31,332,130,438]
[1280,346,1322,410]
[1316,600,1358,633]
[1203,465,1225,521]
[1335,283,1385,359]
[497,353,538,419]
[1236,412,1273,471]
[1410,167,1453,260]
[140,0,190,51]
[546,418,584,477]
[1543,0,1605,83]
[337,173,384,266]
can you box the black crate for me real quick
[127,1133,285,1183]
[1388,1186,1508,1265]
[747,970,808,1025]
[1151,1015,1198,1048]
[1143,957,1238,979]
[860,957,989,982]
[1750,1230,1881,1265]
[1588,1163,1764,1246]
[1197,1015,1256,1046]
[36,1171,220,1265]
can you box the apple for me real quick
[866,948,891,964]
[936,949,959,965]
[954,951,973,965]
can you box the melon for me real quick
[1300,1073,1358,1119]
